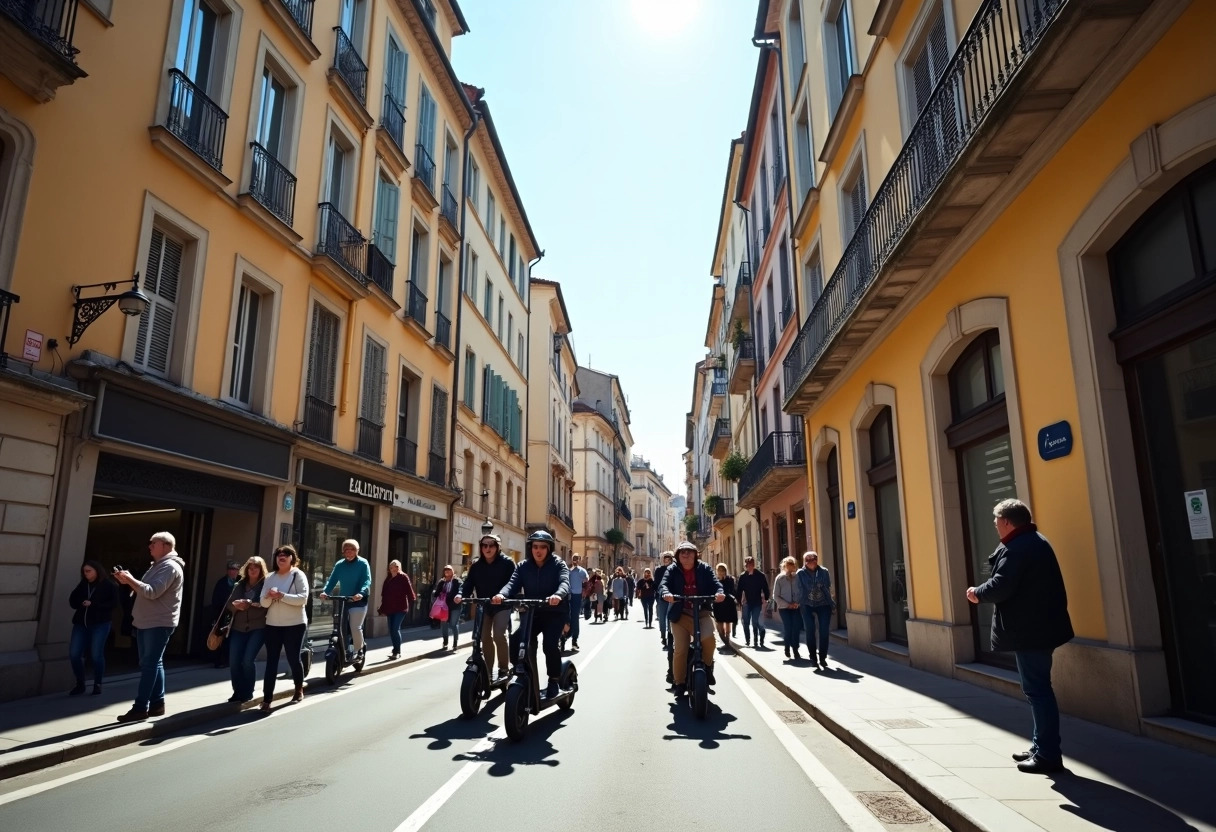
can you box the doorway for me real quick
[868,408,908,644]
[825,447,848,630]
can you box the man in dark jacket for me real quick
[968,498,1073,774]
[659,541,725,693]
[653,551,675,648]
[494,530,570,699]
[736,556,770,647]
[454,533,516,680]
[209,561,240,667]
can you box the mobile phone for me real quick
[113,565,124,573]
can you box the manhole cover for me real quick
[871,718,929,730]
[855,792,931,824]
[746,672,763,679]
[777,710,808,724]
[265,780,327,800]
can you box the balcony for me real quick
[784,0,1156,413]
[301,394,335,443]
[356,417,382,460]
[395,435,418,475]
[314,203,369,296]
[439,184,460,246]
[736,431,806,509]
[729,335,755,394]
[709,417,731,460]
[327,27,371,129]
[708,374,727,420]
[0,0,86,101]
[433,310,452,353]
[366,242,394,297]
[411,143,438,212]
[157,69,228,181]
[262,0,318,62]
[619,500,633,522]
[404,280,428,332]
[247,142,296,227]
[380,90,406,151]
[772,154,785,203]
[712,497,735,529]
[427,452,446,486]
[729,261,753,325]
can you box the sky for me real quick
[452,0,759,493]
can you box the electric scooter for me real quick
[323,596,366,684]
[502,599,578,742]
[459,598,513,718]
[665,595,717,719]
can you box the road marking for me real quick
[393,625,622,832]
[0,652,464,806]
[719,660,889,832]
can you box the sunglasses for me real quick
[480,543,496,549]
[275,554,292,559]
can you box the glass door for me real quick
[826,447,848,630]
[959,433,1017,664]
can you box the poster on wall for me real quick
[1184,489,1213,540]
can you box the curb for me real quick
[0,642,470,782]
[726,634,988,832]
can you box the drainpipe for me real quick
[448,109,482,499]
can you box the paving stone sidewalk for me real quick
[0,620,474,780]
[730,620,1216,832]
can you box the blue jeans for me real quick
[133,626,174,710]
[387,612,406,653]
[741,602,763,642]
[441,614,459,644]
[1015,649,1061,762]
[778,609,802,652]
[69,622,110,685]
[567,601,581,643]
[656,598,671,641]
[800,605,833,660]
[228,628,266,700]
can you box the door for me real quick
[300,514,358,639]
[868,408,908,644]
[826,447,848,629]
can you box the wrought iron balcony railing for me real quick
[317,203,368,284]
[248,142,296,227]
[784,0,1065,406]
[406,280,428,328]
[395,435,418,475]
[710,378,728,397]
[772,155,784,202]
[733,335,755,366]
[714,498,736,524]
[737,431,805,505]
[356,417,382,460]
[165,69,228,172]
[381,91,406,150]
[2,0,79,61]
[620,500,633,522]
[434,311,451,351]
[301,394,335,443]
[366,242,394,295]
[414,143,436,194]
[276,0,313,37]
[735,260,752,297]
[427,452,446,486]
[441,184,459,227]
[332,27,367,105]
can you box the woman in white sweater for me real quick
[260,544,310,710]
[772,556,803,661]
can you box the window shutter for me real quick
[361,339,386,424]
[308,304,339,404]
[430,386,447,455]
[375,179,399,261]
[135,228,183,375]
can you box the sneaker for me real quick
[1017,756,1064,774]
[544,679,560,699]
[149,703,165,717]
[572,640,579,650]
[441,640,448,650]
[671,683,687,697]
[498,667,511,682]
[705,665,716,686]
[69,682,86,696]
[117,708,149,723]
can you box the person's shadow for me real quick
[1048,773,1203,831]
[662,699,751,749]
[454,711,570,776]
[408,697,504,751]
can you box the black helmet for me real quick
[526,530,556,553]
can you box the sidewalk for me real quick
[731,619,1216,832]
[0,620,474,781]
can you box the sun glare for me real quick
[629,0,701,37]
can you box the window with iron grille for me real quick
[134,227,184,376]
[306,303,340,404]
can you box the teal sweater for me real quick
[323,556,372,607]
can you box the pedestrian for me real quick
[636,568,656,628]
[432,566,462,649]
[736,556,770,647]
[112,531,185,722]
[659,541,725,694]
[67,560,118,696]
[225,556,268,703]
[209,561,240,668]
[378,559,416,660]
[773,556,802,661]
[967,498,1073,774]
[319,539,371,663]
[625,570,636,614]
[260,544,310,710]
[654,552,674,646]
[797,551,835,670]
[565,553,588,650]
[454,534,515,676]
[611,567,628,620]
[712,563,738,646]
[589,570,606,622]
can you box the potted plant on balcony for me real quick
[704,494,722,515]
[719,451,746,482]
[605,527,625,565]
[715,353,726,370]
[730,318,745,351]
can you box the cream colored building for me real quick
[629,456,672,571]
[572,367,633,573]
[526,278,578,557]
[451,88,538,569]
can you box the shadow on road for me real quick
[662,698,751,749]
[407,696,505,750]
[455,711,571,776]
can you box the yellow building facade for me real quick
[768,0,1216,737]
[572,367,633,574]
[0,0,492,696]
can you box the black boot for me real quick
[69,682,85,696]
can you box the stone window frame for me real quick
[0,107,34,293]
[219,255,283,416]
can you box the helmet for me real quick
[479,533,502,548]
[674,540,698,555]
[526,530,556,554]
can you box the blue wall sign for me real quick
[847,501,856,519]
[283,492,294,512]
[1038,421,1073,461]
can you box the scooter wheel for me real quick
[324,654,337,686]
[558,662,577,711]
[460,667,486,718]
[690,666,709,719]
[504,682,530,742]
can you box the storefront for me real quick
[389,485,445,627]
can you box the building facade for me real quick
[572,367,633,573]
[526,278,578,557]
[629,456,672,571]
[768,0,1216,739]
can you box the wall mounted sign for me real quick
[1037,420,1073,461]
[1185,489,1213,540]
[283,492,294,512]
[23,330,42,362]
[297,459,394,504]
[847,501,856,519]
[393,487,448,519]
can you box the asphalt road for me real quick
[0,612,944,832]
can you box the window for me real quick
[442,134,458,191]
[507,313,514,353]
[416,83,436,161]
[483,279,493,320]
[787,0,805,84]
[304,302,340,440]
[518,333,525,368]
[359,337,388,456]
[408,225,429,291]
[842,163,867,240]
[825,0,856,115]
[498,218,507,260]
[486,192,496,240]
[254,66,286,159]
[373,174,400,261]
[226,277,275,410]
[385,33,407,107]
[324,128,356,214]
[436,257,450,319]
[465,251,479,299]
[867,407,908,644]
[466,157,480,205]
[497,294,504,340]
[508,235,517,281]
[430,384,448,475]
[778,237,793,328]
[795,104,815,199]
[338,0,366,46]
[803,246,824,309]
[396,368,418,473]
[134,227,184,376]
[518,256,527,295]
[175,0,223,97]
[464,349,476,409]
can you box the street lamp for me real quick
[68,273,151,346]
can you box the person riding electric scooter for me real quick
[492,530,577,740]
[660,541,725,700]
[454,533,516,682]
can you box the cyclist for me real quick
[453,532,517,681]
[660,541,724,693]
[492,530,570,699]
[319,539,371,662]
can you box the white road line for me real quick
[0,652,464,807]
[720,660,889,832]
[393,624,622,832]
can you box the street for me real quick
[0,614,942,832]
